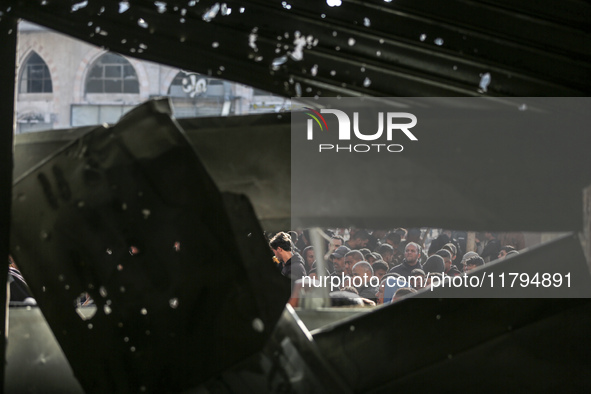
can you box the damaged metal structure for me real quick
[2,0,591,393]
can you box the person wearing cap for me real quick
[330,245,351,276]
[324,235,345,266]
[423,255,445,277]
[388,242,422,279]
[459,251,479,272]
[365,252,382,265]
[269,232,306,282]
[436,249,462,277]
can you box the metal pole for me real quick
[308,228,330,308]
[0,14,18,392]
[466,231,476,253]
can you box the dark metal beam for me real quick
[0,14,18,391]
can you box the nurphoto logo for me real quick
[304,107,418,153]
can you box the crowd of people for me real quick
[269,228,522,306]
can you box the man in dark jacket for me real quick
[389,242,422,279]
[270,232,306,281]
[481,232,501,262]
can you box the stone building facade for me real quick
[15,21,287,134]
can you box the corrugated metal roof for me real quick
[4,0,590,97]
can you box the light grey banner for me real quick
[291,97,591,298]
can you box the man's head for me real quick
[459,251,479,271]
[359,248,372,258]
[394,228,407,240]
[423,255,445,275]
[345,250,364,276]
[372,261,388,282]
[365,252,382,265]
[464,256,485,272]
[347,229,370,249]
[404,242,421,266]
[269,232,292,262]
[288,231,298,245]
[331,245,351,275]
[484,232,497,241]
[435,249,453,273]
[498,245,516,259]
[352,261,374,288]
[384,232,402,250]
[378,243,394,264]
[505,250,520,259]
[407,228,422,243]
[302,246,315,267]
[372,230,387,241]
[410,268,426,289]
[442,243,457,261]
[328,236,344,253]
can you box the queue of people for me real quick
[269,228,521,307]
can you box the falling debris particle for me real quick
[290,32,308,61]
[249,27,258,51]
[71,1,88,12]
[137,18,149,28]
[434,37,444,46]
[272,55,288,69]
[479,72,491,92]
[327,0,342,7]
[155,2,167,13]
[252,318,265,332]
[202,3,220,22]
[363,77,371,87]
[118,1,130,13]
[420,34,427,42]
[363,17,371,27]
[348,38,356,46]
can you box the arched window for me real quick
[19,52,53,93]
[85,53,139,93]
